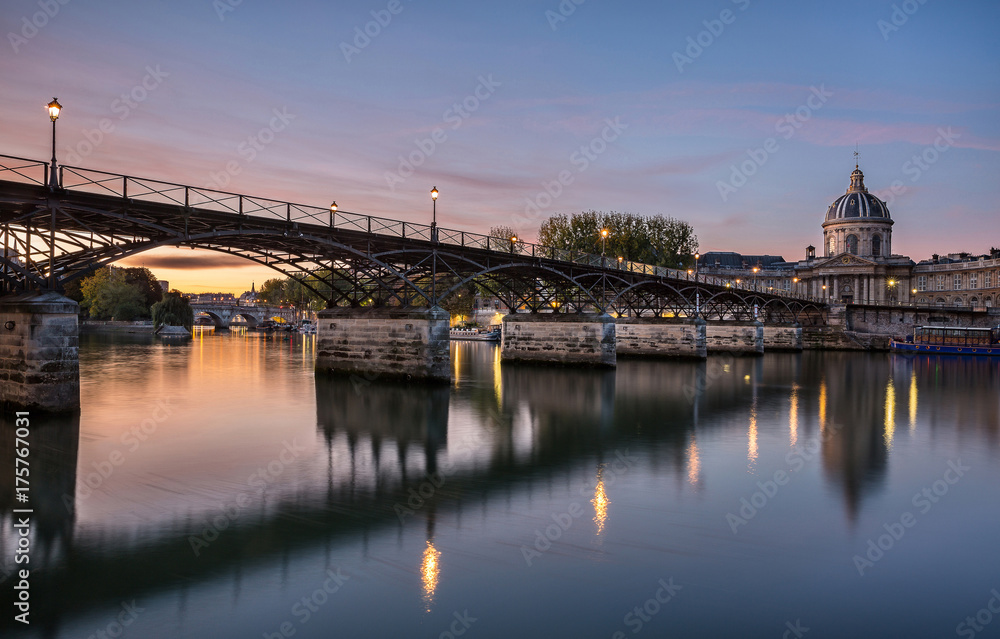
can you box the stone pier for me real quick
[0,291,80,413]
[704,320,764,355]
[615,317,707,359]
[501,312,616,367]
[315,306,451,381]
[762,323,803,351]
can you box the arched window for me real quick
[871,234,881,257]
[846,235,859,255]
[953,297,963,307]
[985,297,993,308]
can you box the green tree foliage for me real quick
[119,267,163,308]
[80,267,149,320]
[537,210,699,268]
[439,283,477,322]
[151,291,194,329]
[257,278,287,305]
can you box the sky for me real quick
[2,0,998,294]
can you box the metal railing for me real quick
[0,154,822,301]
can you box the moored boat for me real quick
[449,325,501,341]
[890,326,1000,356]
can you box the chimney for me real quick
[932,254,939,263]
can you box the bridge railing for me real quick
[0,155,823,302]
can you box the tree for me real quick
[439,283,477,323]
[537,210,698,268]
[119,267,163,308]
[151,291,194,329]
[257,278,286,305]
[80,267,149,321]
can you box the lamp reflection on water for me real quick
[686,434,701,486]
[747,401,758,470]
[789,385,799,447]
[592,467,609,535]
[421,540,441,612]
[884,379,896,449]
[908,371,918,432]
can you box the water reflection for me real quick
[4,339,999,638]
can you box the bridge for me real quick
[0,152,829,411]
[190,302,297,328]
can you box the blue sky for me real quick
[2,0,998,292]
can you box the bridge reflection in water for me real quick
[0,339,997,637]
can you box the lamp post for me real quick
[694,252,700,282]
[329,201,337,228]
[752,265,760,291]
[47,97,62,190]
[617,255,623,269]
[430,186,439,242]
[600,228,609,259]
[509,235,517,254]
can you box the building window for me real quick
[970,273,978,289]
[783,279,790,290]
[985,271,992,288]
[871,234,881,257]
[953,274,962,290]
[917,275,927,291]
[954,297,963,306]
[846,235,858,255]
[828,236,835,256]
[936,275,945,291]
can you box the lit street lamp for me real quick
[47,97,61,190]
[430,186,439,242]
[752,265,760,291]
[694,252,700,283]
[329,201,337,228]
[600,228,609,260]
[509,235,517,254]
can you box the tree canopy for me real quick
[537,211,698,268]
[79,267,150,320]
[151,291,194,329]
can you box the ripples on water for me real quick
[1,331,998,638]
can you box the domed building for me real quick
[696,163,1000,308]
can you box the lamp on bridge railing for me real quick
[617,255,623,269]
[509,235,517,254]
[430,186,439,243]
[694,252,700,282]
[329,201,337,227]
[600,228,609,258]
[46,97,62,190]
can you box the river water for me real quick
[2,330,999,638]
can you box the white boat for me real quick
[450,325,501,341]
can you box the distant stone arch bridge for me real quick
[191,303,298,328]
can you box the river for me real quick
[2,330,999,638]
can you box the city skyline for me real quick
[3,0,998,294]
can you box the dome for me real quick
[824,167,890,221]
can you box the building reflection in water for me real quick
[747,401,758,471]
[686,434,701,486]
[789,385,799,447]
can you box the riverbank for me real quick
[80,320,155,334]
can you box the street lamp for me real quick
[694,252,700,283]
[509,235,517,254]
[329,201,337,227]
[47,97,62,190]
[752,265,760,291]
[600,228,609,259]
[430,186,439,242]
[617,256,623,269]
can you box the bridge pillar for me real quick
[315,306,450,381]
[615,316,706,359]
[704,320,764,356]
[0,292,80,413]
[501,312,616,367]
[762,323,803,351]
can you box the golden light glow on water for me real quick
[748,402,758,469]
[884,379,896,449]
[686,434,701,485]
[592,467,609,535]
[818,379,828,432]
[789,385,799,447]
[493,345,503,405]
[909,371,918,432]
[421,541,441,612]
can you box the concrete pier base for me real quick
[615,317,706,359]
[762,323,803,351]
[501,312,616,367]
[0,291,80,413]
[315,306,450,381]
[705,320,764,355]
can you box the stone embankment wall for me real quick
[501,313,616,367]
[705,321,763,355]
[615,317,706,359]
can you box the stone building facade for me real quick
[699,166,1000,309]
